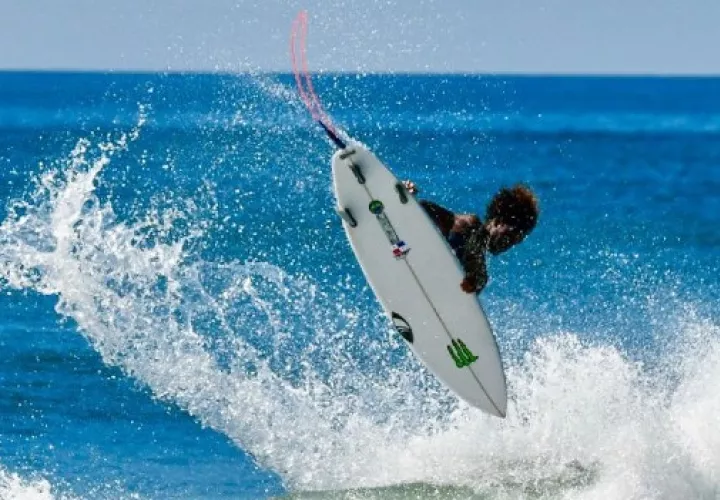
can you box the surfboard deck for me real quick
[332,143,507,417]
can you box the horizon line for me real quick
[1,68,720,78]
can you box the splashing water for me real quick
[0,110,454,490]
[1,98,720,499]
[0,463,143,500]
[0,466,58,500]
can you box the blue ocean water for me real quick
[0,72,719,499]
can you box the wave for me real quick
[0,466,62,500]
[1,108,720,499]
[0,464,140,500]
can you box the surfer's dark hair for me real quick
[485,184,539,237]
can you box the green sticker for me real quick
[447,339,479,368]
[368,200,384,215]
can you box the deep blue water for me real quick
[0,72,719,499]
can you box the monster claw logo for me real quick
[447,338,479,368]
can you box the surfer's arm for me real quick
[460,228,489,293]
[461,253,488,293]
[418,200,455,236]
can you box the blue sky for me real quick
[1,0,719,74]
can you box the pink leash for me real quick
[290,11,345,148]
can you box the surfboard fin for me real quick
[349,162,365,184]
[395,182,409,204]
[338,150,365,183]
[336,207,357,227]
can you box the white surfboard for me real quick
[332,143,507,417]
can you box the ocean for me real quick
[0,72,719,499]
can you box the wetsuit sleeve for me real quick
[419,200,455,236]
[461,227,489,292]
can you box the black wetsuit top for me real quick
[419,199,489,292]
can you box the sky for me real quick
[1,0,719,74]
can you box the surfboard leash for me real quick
[290,10,347,150]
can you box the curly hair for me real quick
[485,184,539,236]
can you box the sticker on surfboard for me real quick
[391,312,414,343]
[369,200,411,259]
[447,339,479,368]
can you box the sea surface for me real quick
[0,72,719,499]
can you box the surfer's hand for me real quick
[461,275,479,294]
[402,180,418,195]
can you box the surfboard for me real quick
[332,143,508,418]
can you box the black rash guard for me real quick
[419,200,489,292]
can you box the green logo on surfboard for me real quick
[368,200,384,215]
[447,339,478,368]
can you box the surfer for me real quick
[403,181,539,294]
